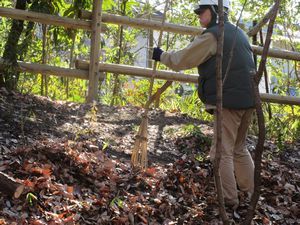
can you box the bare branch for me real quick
[247,4,277,37]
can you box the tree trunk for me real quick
[0,0,27,90]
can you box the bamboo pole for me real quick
[251,45,300,61]
[0,7,91,30]
[76,60,198,83]
[259,93,299,105]
[87,0,103,102]
[1,7,299,61]
[0,58,88,79]
[75,60,300,106]
[101,12,201,35]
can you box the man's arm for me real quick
[160,32,217,71]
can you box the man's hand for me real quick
[152,47,164,61]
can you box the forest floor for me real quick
[0,88,299,225]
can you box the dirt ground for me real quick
[0,88,299,224]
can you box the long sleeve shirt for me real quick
[160,32,218,111]
[160,32,217,72]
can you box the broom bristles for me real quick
[131,116,148,169]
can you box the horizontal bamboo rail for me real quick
[0,59,88,79]
[0,57,299,105]
[75,60,300,106]
[0,7,91,30]
[76,60,198,83]
[79,10,201,36]
[1,7,300,62]
[251,45,300,62]
[259,93,300,105]
[102,13,201,36]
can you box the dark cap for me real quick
[194,5,211,15]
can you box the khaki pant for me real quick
[209,108,254,206]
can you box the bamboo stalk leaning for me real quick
[244,0,281,224]
[131,0,170,169]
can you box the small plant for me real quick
[110,196,124,209]
[26,192,37,206]
[102,139,110,151]
[180,124,212,146]
[195,153,205,162]
[264,104,300,150]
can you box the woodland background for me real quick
[0,0,299,224]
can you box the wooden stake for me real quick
[87,0,103,102]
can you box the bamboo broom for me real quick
[131,0,170,169]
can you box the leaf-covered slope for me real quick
[0,88,299,224]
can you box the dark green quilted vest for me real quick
[197,22,255,109]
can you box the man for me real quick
[152,0,255,208]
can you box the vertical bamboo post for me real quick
[87,0,103,102]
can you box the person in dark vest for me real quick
[152,0,255,208]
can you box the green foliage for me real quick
[0,0,12,7]
[26,192,37,206]
[264,104,300,149]
[181,124,204,137]
[110,196,124,209]
[102,139,110,151]
[176,123,212,154]
[160,89,213,121]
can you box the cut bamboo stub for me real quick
[0,172,24,198]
